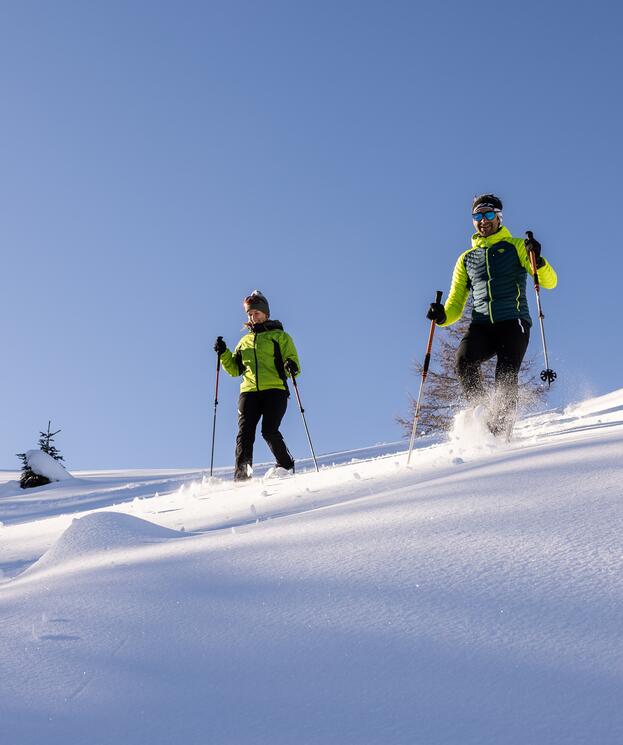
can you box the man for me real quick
[214,290,300,481]
[426,194,557,437]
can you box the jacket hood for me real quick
[471,225,514,249]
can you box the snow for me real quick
[25,448,73,482]
[1,390,623,744]
[25,512,187,577]
[448,402,498,450]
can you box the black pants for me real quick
[235,389,294,479]
[456,319,530,433]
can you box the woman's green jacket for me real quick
[220,320,300,393]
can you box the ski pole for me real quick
[526,231,556,387]
[209,339,222,477]
[407,290,443,465]
[290,375,319,472]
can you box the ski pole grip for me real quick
[526,231,537,265]
[525,231,541,289]
[422,291,443,374]
[215,336,223,372]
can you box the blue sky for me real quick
[1,0,622,470]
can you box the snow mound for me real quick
[0,480,21,498]
[26,449,73,482]
[26,512,185,574]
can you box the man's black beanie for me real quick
[472,194,503,212]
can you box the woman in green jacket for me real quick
[214,290,300,481]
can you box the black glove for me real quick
[426,302,446,325]
[284,359,298,376]
[213,336,226,356]
[525,231,545,268]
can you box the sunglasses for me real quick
[472,210,497,222]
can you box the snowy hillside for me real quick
[1,390,623,745]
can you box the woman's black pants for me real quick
[235,389,294,479]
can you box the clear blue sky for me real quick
[1,0,622,470]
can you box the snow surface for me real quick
[1,390,623,744]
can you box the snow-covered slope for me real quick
[1,390,622,745]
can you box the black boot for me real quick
[234,462,252,482]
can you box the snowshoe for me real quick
[263,466,294,480]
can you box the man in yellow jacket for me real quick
[426,194,557,436]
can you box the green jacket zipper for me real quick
[253,334,260,391]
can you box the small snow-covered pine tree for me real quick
[17,421,66,489]
[37,422,65,463]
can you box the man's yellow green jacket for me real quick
[441,226,557,327]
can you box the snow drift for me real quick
[25,511,187,575]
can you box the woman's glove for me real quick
[213,337,227,356]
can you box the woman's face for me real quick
[247,309,268,324]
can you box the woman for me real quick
[214,290,300,481]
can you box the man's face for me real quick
[472,208,500,237]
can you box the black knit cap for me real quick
[472,193,503,213]
[243,290,270,317]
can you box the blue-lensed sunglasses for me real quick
[472,210,497,222]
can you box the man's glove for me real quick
[284,359,298,376]
[426,302,446,325]
[525,231,545,268]
[213,336,227,356]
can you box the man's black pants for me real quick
[456,319,530,432]
[235,389,294,479]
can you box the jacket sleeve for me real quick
[279,332,301,377]
[440,251,470,326]
[516,240,558,289]
[220,344,242,378]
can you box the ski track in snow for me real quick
[1,390,623,745]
